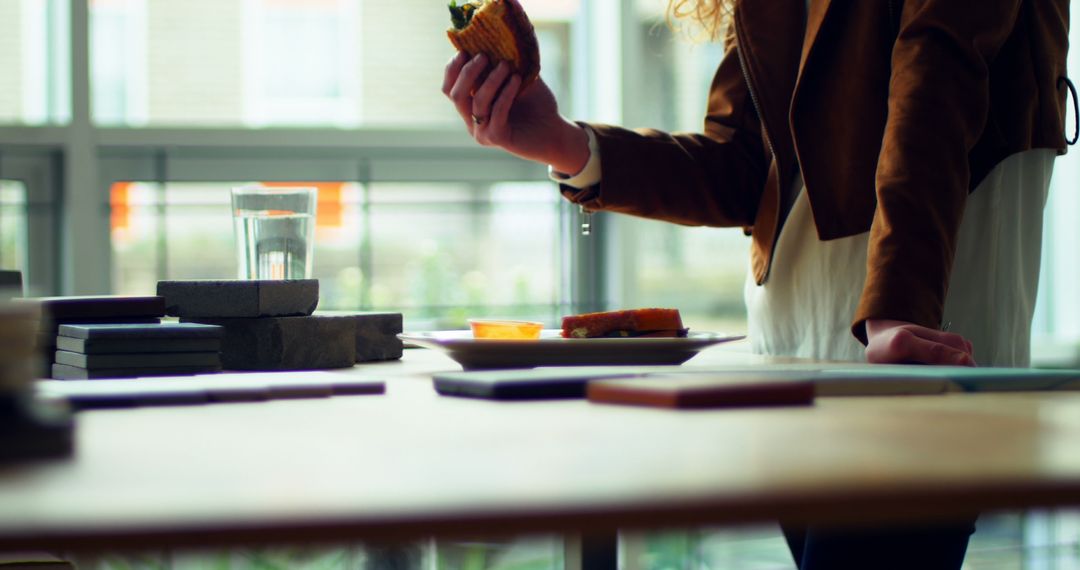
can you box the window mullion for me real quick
[61,0,109,295]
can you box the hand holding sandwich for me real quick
[442,0,590,176]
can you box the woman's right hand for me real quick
[442,51,590,176]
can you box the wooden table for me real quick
[4,345,1080,557]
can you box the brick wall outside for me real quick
[0,0,575,127]
[146,0,245,125]
[359,0,458,126]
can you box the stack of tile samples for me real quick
[20,296,166,377]
[158,279,357,371]
[50,322,224,380]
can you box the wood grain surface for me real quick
[4,345,1080,552]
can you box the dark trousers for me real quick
[782,517,978,570]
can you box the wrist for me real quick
[546,119,590,176]
[865,319,909,339]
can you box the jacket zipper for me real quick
[734,26,777,161]
[735,18,784,284]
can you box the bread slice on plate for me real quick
[561,308,688,339]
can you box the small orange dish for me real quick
[469,319,544,340]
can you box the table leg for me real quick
[364,542,425,569]
[580,531,618,570]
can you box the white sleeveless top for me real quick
[744,149,1056,366]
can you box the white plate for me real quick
[399,330,745,370]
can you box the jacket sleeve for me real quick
[852,0,1024,344]
[561,41,769,228]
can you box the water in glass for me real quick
[232,187,317,280]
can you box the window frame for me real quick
[0,148,61,295]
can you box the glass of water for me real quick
[231,186,317,280]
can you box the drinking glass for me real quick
[231,186,317,280]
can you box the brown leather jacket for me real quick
[563,0,1070,343]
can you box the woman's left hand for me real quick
[865,319,976,366]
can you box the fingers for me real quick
[442,51,470,97]
[444,52,523,146]
[472,61,512,120]
[447,53,490,131]
[481,74,522,143]
[906,326,974,356]
[867,327,976,366]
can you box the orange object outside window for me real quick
[109,182,133,234]
[261,182,344,230]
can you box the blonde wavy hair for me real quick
[666,0,736,43]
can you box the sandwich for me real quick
[561,308,689,339]
[447,0,541,87]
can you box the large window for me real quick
[0,2,26,124]
[89,0,577,128]
[85,0,581,329]
[109,180,566,328]
[0,152,58,297]
[0,0,1076,338]
[0,0,69,125]
[1033,8,1080,347]
[614,4,749,334]
[0,182,28,275]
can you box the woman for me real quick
[444,0,1071,567]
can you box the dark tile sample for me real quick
[327,377,387,395]
[54,350,221,370]
[57,336,222,355]
[36,318,164,371]
[183,315,356,371]
[58,322,223,340]
[58,384,210,410]
[38,374,386,410]
[22,296,166,320]
[39,319,163,349]
[157,280,319,318]
[51,363,223,380]
[319,311,404,362]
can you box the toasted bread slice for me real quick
[561,308,687,339]
[447,0,541,86]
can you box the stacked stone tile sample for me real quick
[157,279,319,318]
[319,311,404,362]
[163,280,358,371]
[50,322,224,380]
[181,315,356,371]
